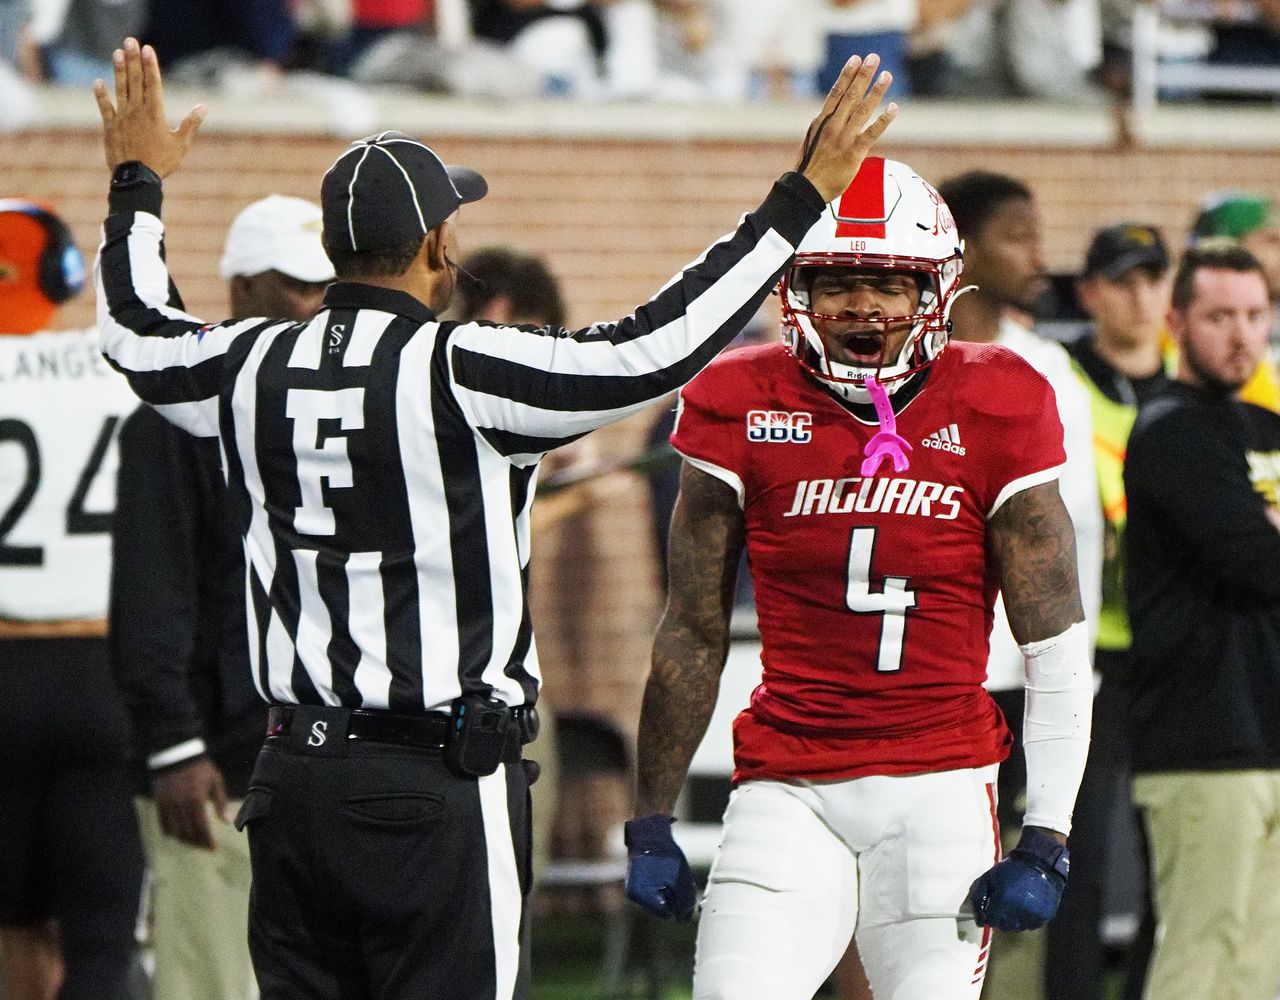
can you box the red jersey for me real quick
[671,341,1066,782]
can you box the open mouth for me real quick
[831,331,886,363]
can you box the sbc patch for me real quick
[746,409,812,444]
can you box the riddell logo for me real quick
[922,424,965,455]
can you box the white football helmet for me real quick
[780,157,965,401]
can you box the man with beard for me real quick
[1123,240,1280,1000]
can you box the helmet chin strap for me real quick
[944,283,978,321]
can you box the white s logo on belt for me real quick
[308,720,328,747]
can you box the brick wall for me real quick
[13,120,1278,797]
[21,128,1280,336]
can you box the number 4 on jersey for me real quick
[845,526,916,672]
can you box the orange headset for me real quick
[0,198,86,334]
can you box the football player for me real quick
[0,200,144,1000]
[624,158,1093,1000]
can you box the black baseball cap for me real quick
[1082,223,1169,280]
[320,131,487,253]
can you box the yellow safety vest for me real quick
[1239,358,1280,413]
[1070,359,1138,651]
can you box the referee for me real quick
[93,37,897,1000]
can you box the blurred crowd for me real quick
[2,0,1280,105]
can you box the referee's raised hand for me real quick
[93,37,207,177]
[797,53,898,204]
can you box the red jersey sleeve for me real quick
[984,366,1066,516]
[670,357,749,501]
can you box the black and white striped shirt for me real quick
[97,173,826,713]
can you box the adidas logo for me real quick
[922,423,966,455]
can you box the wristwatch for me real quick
[111,160,162,191]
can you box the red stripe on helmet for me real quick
[834,157,887,240]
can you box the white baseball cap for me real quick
[218,195,335,283]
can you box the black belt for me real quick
[267,705,451,750]
[265,704,539,753]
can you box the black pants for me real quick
[0,637,144,1000]
[240,706,533,1000]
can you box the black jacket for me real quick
[1124,381,1280,773]
[109,405,263,797]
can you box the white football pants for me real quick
[693,766,1000,1000]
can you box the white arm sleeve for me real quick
[1021,620,1093,835]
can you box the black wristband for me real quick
[111,160,162,191]
[1014,826,1071,880]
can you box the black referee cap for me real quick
[320,131,487,253]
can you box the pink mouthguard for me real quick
[860,376,912,477]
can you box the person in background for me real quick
[939,169,1103,1000]
[905,0,975,96]
[700,0,825,102]
[1058,222,1174,1000]
[26,0,147,86]
[452,245,565,330]
[142,0,296,75]
[1191,191,1280,325]
[0,198,143,1000]
[324,0,431,74]
[819,0,917,95]
[944,0,1102,101]
[1181,191,1280,413]
[110,194,332,1000]
[0,0,37,133]
[450,244,566,885]
[1124,239,1280,1000]
[468,0,608,96]
[1200,2,1280,97]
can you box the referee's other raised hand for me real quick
[797,54,898,204]
[93,37,207,177]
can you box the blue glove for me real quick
[624,814,698,922]
[966,826,1069,932]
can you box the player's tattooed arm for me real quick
[634,463,745,816]
[989,481,1086,644]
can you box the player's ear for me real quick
[423,224,449,275]
[228,273,252,317]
